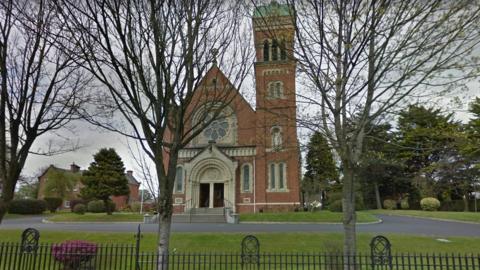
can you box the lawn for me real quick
[240,210,378,223]
[4,213,49,219]
[370,209,480,223]
[0,230,477,254]
[46,212,144,222]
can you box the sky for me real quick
[22,79,479,185]
[20,1,480,185]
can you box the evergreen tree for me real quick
[358,123,413,209]
[396,104,479,210]
[464,97,480,160]
[81,148,129,215]
[302,132,338,205]
[396,105,458,174]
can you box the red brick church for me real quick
[172,2,300,214]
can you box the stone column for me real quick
[209,183,214,208]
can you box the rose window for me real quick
[203,113,229,141]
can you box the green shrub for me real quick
[87,200,116,213]
[72,204,86,215]
[327,192,365,211]
[130,202,142,212]
[87,200,105,213]
[383,199,397,210]
[420,197,441,211]
[107,201,116,213]
[69,199,85,212]
[328,200,343,212]
[400,199,409,209]
[44,197,63,213]
[8,199,47,214]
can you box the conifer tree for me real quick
[302,132,338,204]
[81,148,129,215]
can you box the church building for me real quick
[172,2,300,214]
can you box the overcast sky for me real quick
[23,75,479,186]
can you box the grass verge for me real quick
[240,210,378,223]
[0,230,477,254]
[4,213,50,219]
[370,209,480,223]
[46,212,143,222]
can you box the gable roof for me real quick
[38,164,140,186]
[198,65,255,114]
[126,174,140,186]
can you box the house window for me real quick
[263,40,270,61]
[271,126,282,150]
[64,201,71,208]
[241,163,252,192]
[175,166,184,193]
[268,162,288,191]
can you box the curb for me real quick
[377,213,480,225]
[42,218,142,224]
[239,219,383,225]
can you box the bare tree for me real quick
[287,0,480,259]
[0,0,88,223]
[58,0,252,259]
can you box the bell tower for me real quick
[252,1,300,211]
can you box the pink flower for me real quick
[51,240,98,267]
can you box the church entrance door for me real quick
[199,183,210,208]
[213,183,224,207]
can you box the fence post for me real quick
[20,228,40,270]
[370,235,392,270]
[241,235,260,269]
[134,224,142,270]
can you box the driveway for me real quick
[1,214,479,237]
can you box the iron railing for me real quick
[1,229,479,270]
[1,242,479,270]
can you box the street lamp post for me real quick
[140,188,144,214]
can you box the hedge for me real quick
[87,200,116,213]
[44,197,63,213]
[73,204,86,215]
[8,199,47,214]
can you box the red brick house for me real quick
[170,2,301,214]
[37,163,140,210]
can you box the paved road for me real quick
[1,214,479,237]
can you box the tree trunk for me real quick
[374,182,382,209]
[104,199,112,215]
[157,209,172,270]
[0,183,14,224]
[463,195,469,212]
[0,199,7,224]
[342,165,356,270]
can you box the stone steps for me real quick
[189,207,224,215]
[172,208,226,223]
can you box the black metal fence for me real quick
[0,228,479,270]
[1,244,479,270]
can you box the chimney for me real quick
[70,163,80,173]
[126,170,133,177]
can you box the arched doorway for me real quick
[186,154,236,211]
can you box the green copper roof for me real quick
[253,1,292,18]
